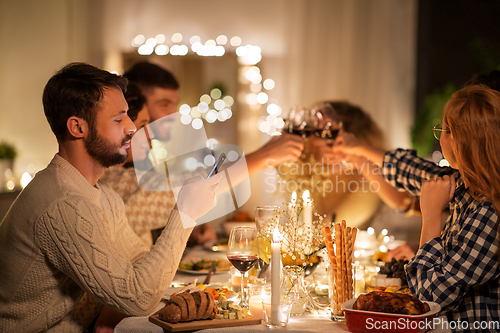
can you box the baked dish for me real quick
[353,291,430,315]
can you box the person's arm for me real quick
[244,133,304,174]
[311,134,412,211]
[331,131,387,167]
[39,176,220,317]
[345,155,413,211]
[419,174,455,247]
[405,202,499,312]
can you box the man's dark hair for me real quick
[124,82,146,121]
[123,61,179,92]
[42,62,127,141]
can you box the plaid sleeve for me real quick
[405,204,500,313]
[382,148,454,198]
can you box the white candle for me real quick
[302,190,312,232]
[271,226,281,325]
[288,191,297,223]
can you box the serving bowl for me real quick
[342,298,441,333]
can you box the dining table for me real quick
[113,245,351,333]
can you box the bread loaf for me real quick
[158,301,181,324]
[191,291,208,320]
[169,295,188,322]
[160,290,217,324]
[178,292,197,321]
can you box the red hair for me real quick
[444,85,500,213]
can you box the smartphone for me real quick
[207,153,226,178]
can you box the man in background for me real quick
[123,62,304,244]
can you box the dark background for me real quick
[416,0,500,113]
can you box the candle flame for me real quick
[291,191,297,204]
[302,190,310,202]
[272,226,281,243]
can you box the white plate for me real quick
[177,268,229,275]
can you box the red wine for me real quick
[289,127,339,140]
[288,127,315,139]
[227,255,259,272]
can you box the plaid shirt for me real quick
[383,149,500,333]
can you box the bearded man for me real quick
[0,63,220,332]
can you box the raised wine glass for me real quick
[227,226,258,308]
[286,105,319,140]
[311,103,343,146]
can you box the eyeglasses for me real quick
[433,122,450,140]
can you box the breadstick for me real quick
[322,226,338,315]
[334,223,343,315]
[345,227,353,299]
[321,226,336,267]
[341,220,348,308]
[346,227,358,299]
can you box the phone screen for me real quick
[207,153,226,178]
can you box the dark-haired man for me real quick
[0,63,220,332]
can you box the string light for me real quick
[130,34,284,135]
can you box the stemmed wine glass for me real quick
[311,103,343,146]
[227,226,259,308]
[286,105,320,140]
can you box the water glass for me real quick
[262,300,292,328]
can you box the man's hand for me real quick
[176,174,222,221]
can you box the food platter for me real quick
[149,313,261,332]
[342,298,441,333]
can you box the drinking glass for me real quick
[227,226,259,308]
[286,105,320,140]
[253,206,278,282]
[311,103,343,146]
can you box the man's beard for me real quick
[85,127,132,168]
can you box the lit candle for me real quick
[288,191,297,222]
[271,226,281,325]
[302,190,312,232]
[249,288,270,319]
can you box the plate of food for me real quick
[178,257,232,274]
[342,291,441,333]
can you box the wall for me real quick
[0,0,417,226]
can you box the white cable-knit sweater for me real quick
[0,155,193,332]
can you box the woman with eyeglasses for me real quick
[332,84,500,331]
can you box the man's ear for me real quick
[67,116,89,139]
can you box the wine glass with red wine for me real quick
[312,103,343,146]
[227,226,258,308]
[286,105,319,140]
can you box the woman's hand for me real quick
[421,175,455,219]
[387,243,418,261]
[258,133,305,166]
[419,174,455,246]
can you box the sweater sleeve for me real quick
[37,197,194,316]
[405,203,500,312]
